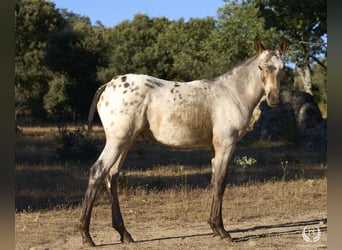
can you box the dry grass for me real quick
[15,179,327,249]
[15,126,327,249]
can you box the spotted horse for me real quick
[79,37,286,246]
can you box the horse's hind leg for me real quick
[108,173,134,243]
[79,138,127,246]
[105,149,134,243]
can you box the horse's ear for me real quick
[254,36,265,55]
[277,38,286,55]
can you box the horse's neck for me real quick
[218,56,265,113]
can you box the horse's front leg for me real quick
[209,138,236,241]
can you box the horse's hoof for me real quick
[122,237,134,244]
[121,231,134,243]
[82,240,96,247]
[220,233,232,242]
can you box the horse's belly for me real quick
[147,110,213,148]
[152,126,212,148]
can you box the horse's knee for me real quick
[89,160,103,177]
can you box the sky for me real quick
[51,0,226,27]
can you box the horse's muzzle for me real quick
[266,91,280,107]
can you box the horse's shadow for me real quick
[228,218,327,242]
[97,218,327,246]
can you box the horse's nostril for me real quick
[267,92,271,101]
[267,92,279,106]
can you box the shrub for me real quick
[54,126,98,162]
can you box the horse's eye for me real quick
[267,66,276,72]
[258,65,263,70]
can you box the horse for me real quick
[79,37,286,246]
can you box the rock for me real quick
[280,90,316,117]
[253,100,297,142]
[245,90,326,152]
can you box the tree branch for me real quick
[298,41,327,46]
[310,55,327,70]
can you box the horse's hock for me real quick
[248,90,326,151]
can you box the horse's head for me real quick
[254,37,286,107]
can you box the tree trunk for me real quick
[297,65,313,95]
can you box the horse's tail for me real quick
[87,83,108,132]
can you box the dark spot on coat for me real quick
[174,82,180,87]
[170,88,174,94]
[121,76,127,82]
[113,76,119,80]
[124,82,130,88]
[147,78,163,87]
[145,83,154,89]
[105,101,109,107]
[131,86,139,92]
[123,90,127,94]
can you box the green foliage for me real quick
[255,0,327,96]
[15,0,327,123]
[311,59,327,101]
[233,155,257,169]
[280,67,296,91]
[256,0,326,66]
[156,17,221,80]
[15,0,65,118]
[232,155,257,184]
[311,59,327,117]
[43,73,72,116]
[217,0,278,65]
[44,12,109,118]
[98,14,173,81]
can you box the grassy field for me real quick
[15,126,327,249]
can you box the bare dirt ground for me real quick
[15,126,327,249]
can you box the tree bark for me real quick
[297,65,313,95]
